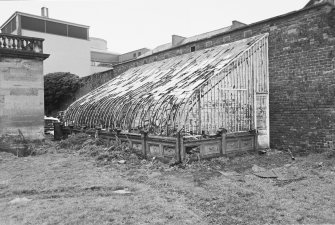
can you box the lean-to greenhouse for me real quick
[64,34,269,159]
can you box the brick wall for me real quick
[55,69,115,115]
[76,69,114,99]
[109,3,335,152]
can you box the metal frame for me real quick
[64,34,269,140]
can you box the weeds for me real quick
[0,132,32,157]
[56,133,145,165]
[325,149,335,159]
[58,133,92,150]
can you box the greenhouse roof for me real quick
[65,34,268,133]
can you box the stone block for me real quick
[0,51,47,140]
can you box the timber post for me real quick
[141,129,149,157]
[217,128,228,155]
[176,131,183,162]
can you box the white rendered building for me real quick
[0,8,117,77]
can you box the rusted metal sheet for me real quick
[64,34,269,137]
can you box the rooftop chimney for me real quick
[172,35,186,47]
[41,7,49,18]
[232,20,247,29]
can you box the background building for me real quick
[90,37,119,74]
[0,7,119,77]
[118,48,150,63]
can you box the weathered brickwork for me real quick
[76,69,114,99]
[54,69,115,115]
[80,3,335,152]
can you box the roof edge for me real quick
[219,2,334,37]
[0,11,17,29]
[1,11,90,30]
[114,2,333,66]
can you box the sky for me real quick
[0,0,309,54]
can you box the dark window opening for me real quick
[46,21,67,36]
[133,53,136,58]
[1,23,11,34]
[191,46,196,52]
[68,25,88,40]
[138,52,141,56]
[21,16,45,32]
[20,15,88,40]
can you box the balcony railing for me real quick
[0,34,44,54]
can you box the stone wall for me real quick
[109,3,335,152]
[0,48,49,139]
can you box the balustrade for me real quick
[0,34,44,53]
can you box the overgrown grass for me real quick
[58,133,93,150]
[56,133,145,165]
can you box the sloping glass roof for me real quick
[65,34,268,135]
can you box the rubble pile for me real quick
[0,132,32,157]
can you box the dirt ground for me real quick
[0,137,335,225]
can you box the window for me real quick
[138,52,141,56]
[133,53,137,58]
[21,16,45,32]
[46,21,67,36]
[68,25,88,40]
[91,61,99,66]
[190,46,196,52]
[21,16,88,40]
[0,22,12,34]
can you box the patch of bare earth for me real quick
[1,139,335,225]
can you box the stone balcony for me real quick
[0,34,49,59]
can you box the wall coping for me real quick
[112,2,334,67]
[0,48,49,60]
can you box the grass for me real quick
[0,134,334,224]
